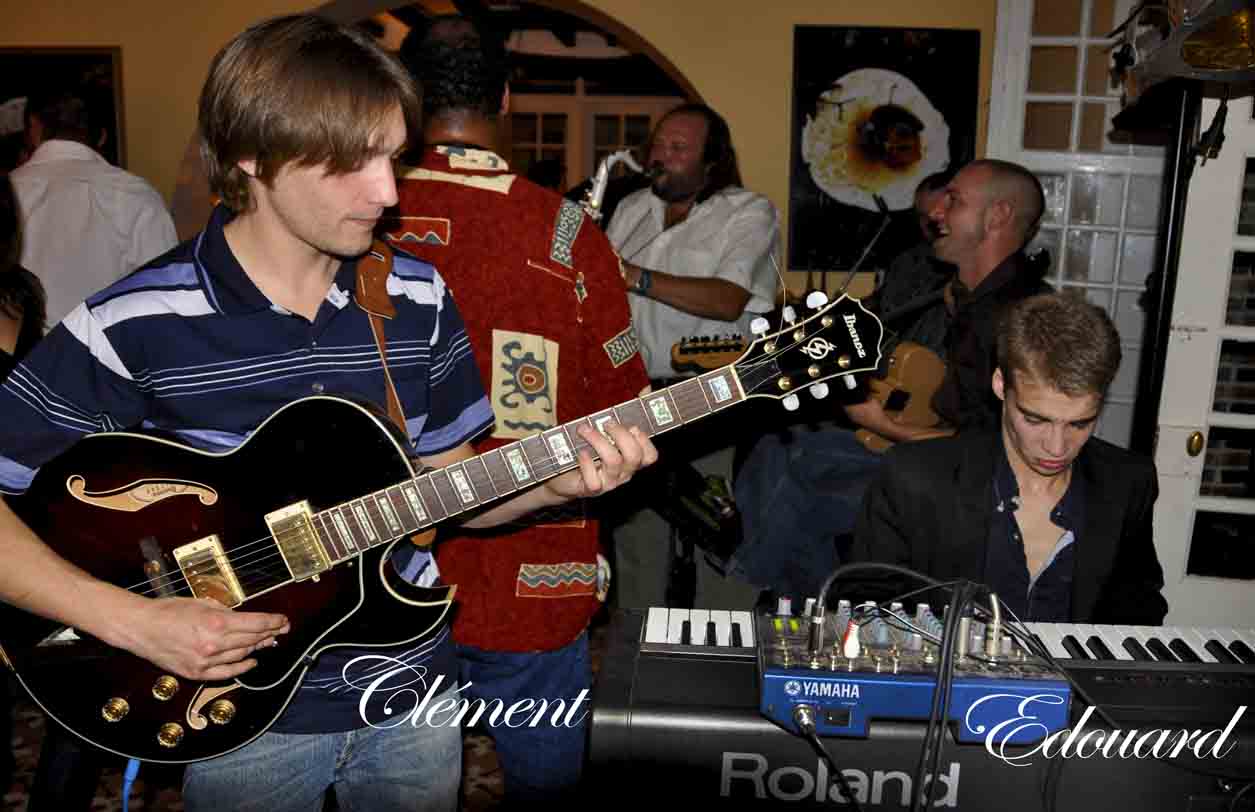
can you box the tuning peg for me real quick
[782,394,800,412]
[842,375,857,390]
[782,305,797,324]
[809,383,830,399]
[806,291,829,309]
[750,317,770,336]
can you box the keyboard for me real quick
[1024,622,1255,665]
[641,606,755,650]
[590,609,1255,810]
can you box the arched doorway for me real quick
[170,0,699,236]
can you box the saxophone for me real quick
[580,149,656,222]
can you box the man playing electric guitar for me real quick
[0,15,655,812]
[732,160,1051,603]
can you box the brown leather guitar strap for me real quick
[355,241,440,551]
[355,240,408,436]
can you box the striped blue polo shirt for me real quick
[0,205,495,733]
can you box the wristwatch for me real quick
[633,268,653,295]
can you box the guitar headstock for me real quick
[731,294,884,405]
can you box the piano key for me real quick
[1230,639,1255,665]
[1168,638,1202,663]
[666,609,689,645]
[730,610,755,647]
[730,623,743,648]
[680,620,692,646]
[1027,622,1069,659]
[1181,627,1224,663]
[1092,625,1134,661]
[1061,634,1090,660]
[1122,635,1153,661]
[709,610,731,647]
[1144,636,1178,662]
[690,610,710,645]
[1205,639,1241,664]
[1085,634,1115,660]
[644,607,670,644]
[705,621,718,647]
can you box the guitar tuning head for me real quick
[750,317,771,336]
[782,305,797,324]
[806,291,830,310]
[809,382,830,400]
[782,394,800,412]
[842,374,858,390]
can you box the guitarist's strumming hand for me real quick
[111,594,290,682]
[843,399,954,445]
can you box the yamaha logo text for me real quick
[843,314,866,358]
[801,680,861,699]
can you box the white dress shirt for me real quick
[605,185,780,379]
[11,139,178,328]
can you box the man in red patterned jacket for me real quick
[383,16,649,802]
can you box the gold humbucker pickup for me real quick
[265,501,330,582]
[173,536,246,607]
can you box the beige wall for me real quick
[1,0,996,255]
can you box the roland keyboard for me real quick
[590,608,1255,809]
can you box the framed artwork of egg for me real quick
[788,25,979,284]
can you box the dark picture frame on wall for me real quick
[788,25,979,286]
[0,47,125,170]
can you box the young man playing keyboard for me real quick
[852,292,1167,625]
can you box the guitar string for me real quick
[120,324,859,598]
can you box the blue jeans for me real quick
[456,632,590,802]
[731,426,884,604]
[182,685,463,812]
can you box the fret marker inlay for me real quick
[545,432,575,466]
[449,469,476,505]
[647,395,674,425]
[400,483,428,524]
[506,448,531,482]
[708,374,732,403]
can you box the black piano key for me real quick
[680,620,692,646]
[730,622,744,648]
[705,621,717,647]
[1168,638,1202,663]
[1122,637,1153,661]
[1085,635,1114,660]
[1061,635,1090,660]
[1206,640,1241,664]
[1144,637,1177,662]
[1229,640,1255,665]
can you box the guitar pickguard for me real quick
[66,475,219,512]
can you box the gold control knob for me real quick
[157,722,184,748]
[837,355,851,369]
[808,364,821,378]
[152,675,179,701]
[793,329,806,342]
[207,699,237,725]
[763,341,777,354]
[778,377,793,391]
[101,697,130,723]
[821,316,833,328]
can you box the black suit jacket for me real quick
[851,429,1169,624]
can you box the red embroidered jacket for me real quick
[383,147,648,651]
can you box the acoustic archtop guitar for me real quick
[0,294,883,764]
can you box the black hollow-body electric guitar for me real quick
[0,296,883,763]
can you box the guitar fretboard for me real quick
[310,366,746,559]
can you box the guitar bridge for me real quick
[265,501,330,582]
[173,536,246,607]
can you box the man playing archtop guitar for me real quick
[0,15,655,812]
